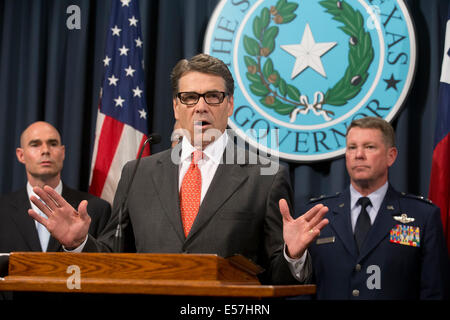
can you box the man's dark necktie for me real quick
[354,197,372,252]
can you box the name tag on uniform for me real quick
[390,224,420,247]
[316,236,335,245]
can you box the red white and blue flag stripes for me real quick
[89,0,150,204]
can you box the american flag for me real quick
[429,6,450,255]
[89,0,150,204]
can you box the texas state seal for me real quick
[204,0,416,162]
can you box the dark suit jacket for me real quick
[84,142,297,284]
[301,185,449,299]
[0,184,111,252]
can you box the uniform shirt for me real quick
[349,182,388,231]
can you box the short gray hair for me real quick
[346,117,396,147]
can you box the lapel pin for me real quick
[387,205,394,210]
[393,213,415,224]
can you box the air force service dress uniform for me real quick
[300,184,449,299]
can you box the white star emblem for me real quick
[111,25,121,36]
[114,96,125,107]
[280,23,337,78]
[120,0,131,7]
[129,16,138,27]
[133,86,143,97]
[108,74,119,86]
[118,45,129,56]
[124,65,136,77]
[138,109,147,119]
[103,56,111,67]
[135,37,143,48]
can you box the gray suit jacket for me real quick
[84,141,297,284]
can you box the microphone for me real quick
[113,133,161,252]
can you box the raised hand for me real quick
[279,199,329,259]
[28,185,91,250]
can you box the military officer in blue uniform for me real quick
[281,117,448,299]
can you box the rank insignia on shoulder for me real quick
[390,225,420,247]
[393,213,415,224]
[309,193,340,203]
[402,193,433,204]
[309,195,325,202]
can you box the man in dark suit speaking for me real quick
[27,54,329,285]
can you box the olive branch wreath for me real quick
[243,0,374,122]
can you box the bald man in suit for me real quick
[0,121,111,253]
[0,121,111,300]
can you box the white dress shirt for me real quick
[27,181,63,252]
[178,131,228,203]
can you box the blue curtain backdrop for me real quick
[0,0,448,214]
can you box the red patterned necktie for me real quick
[180,150,203,237]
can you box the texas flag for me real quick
[89,0,150,204]
[429,7,450,255]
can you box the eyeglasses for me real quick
[177,91,228,106]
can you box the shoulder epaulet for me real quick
[309,192,340,203]
[400,192,434,205]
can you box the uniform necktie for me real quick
[354,197,372,252]
[180,150,203,237]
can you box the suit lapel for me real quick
[151,150,185,243]
[186,161,248,242]
[152,143,250,243]
[358,185,399,261]
[328,188,358,258]
[8,189,42,251]
[46,235,61,252]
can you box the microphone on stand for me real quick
[113,133,161,252]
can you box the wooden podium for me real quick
[0,252,315,298]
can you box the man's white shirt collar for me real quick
[27,180,63,199]
[180,131,228,165]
